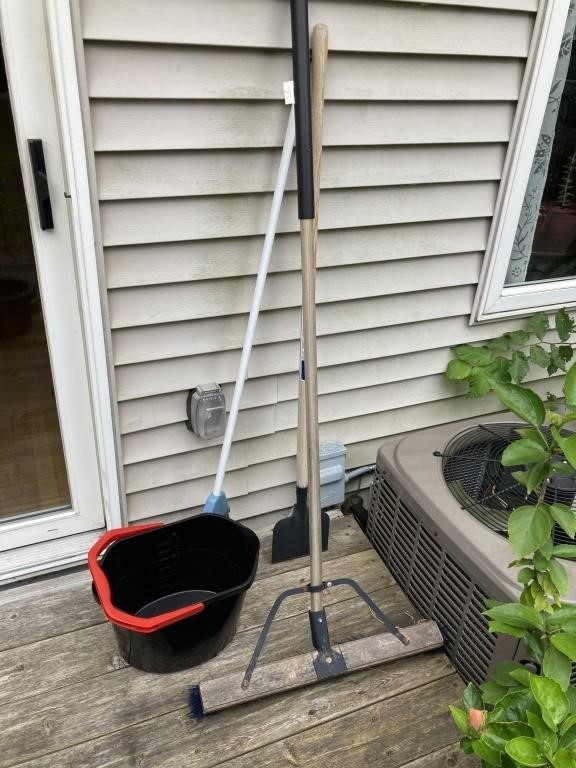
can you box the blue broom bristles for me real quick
[188,685,205,720]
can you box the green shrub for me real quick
[446,310,576,767]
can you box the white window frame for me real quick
[472,0,574,323]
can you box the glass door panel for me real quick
[0,42,70,520]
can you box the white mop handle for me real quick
[212,107,296,495]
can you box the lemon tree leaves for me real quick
[556,308,575,343]
[484,603,544,631]
[549,504,576,539]
[529,312,551,342]
[543,646,572,691]
[507,505,552,560]
[444,311,576,768]
[445,309,575,400]
[505,736,547,766]
[452,344,493,367]
[564,361,576,409]
[551,634,576,662]
[501,439,549,467]
[446,359,471,380]
[531,676,570,731]
[494,384,545,427]
[552,427,576,471]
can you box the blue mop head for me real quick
[202,492,230,516]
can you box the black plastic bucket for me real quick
[88,515,260,673]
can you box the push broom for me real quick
[189,1,443,717]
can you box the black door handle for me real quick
[28,139,54,230]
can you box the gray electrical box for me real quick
[319,440,347,508]
[186,384,226,439]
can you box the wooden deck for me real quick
[0,516,475,768]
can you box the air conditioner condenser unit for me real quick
[366,414,576,684]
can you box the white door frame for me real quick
[0,0,121,583]
[44,0,122,527]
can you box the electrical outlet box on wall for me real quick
[319,441,346,508]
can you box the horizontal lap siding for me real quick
[96,144,506,200]
[81,0,534,52]
[78,0,538,522]
[108,254,483,328]
[92,102,516,152]
[85,46,524,101]
[100,184,498,247]
[105,220,491,287]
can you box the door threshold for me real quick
[0,530,103,586]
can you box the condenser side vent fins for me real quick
[368,470,495,685]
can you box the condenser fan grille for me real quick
[440,423,576,546]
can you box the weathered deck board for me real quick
[214,675,465,768]
[17,655,456,768]
[0,517,467,768]
[0,549,392,707]
[256,515,370,579]
[402,744,477,767]
[0,570,103,652]
[0,584,418,766]
[0,516,368,652]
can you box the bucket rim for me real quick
[88,524,206,633]
[88,516,260,634]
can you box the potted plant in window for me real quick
[533,150,576,258]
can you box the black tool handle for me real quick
[290,0,314,221]
[28,139,54,230]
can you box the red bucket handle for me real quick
[88,525,205,634]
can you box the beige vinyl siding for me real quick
[92,102,516,152]
[81,0,535,52]
[96,144,506,200]
[78,0,543,523]
[109,253,482,328]
[113,285,477,366]
[100,184,498,247]
[85,47,524,102]
[105,219,491,288]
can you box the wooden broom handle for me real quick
[296,23,329,490]
[304,23,329,607]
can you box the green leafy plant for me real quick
[446,309,575,398]
[446,311,576,767]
